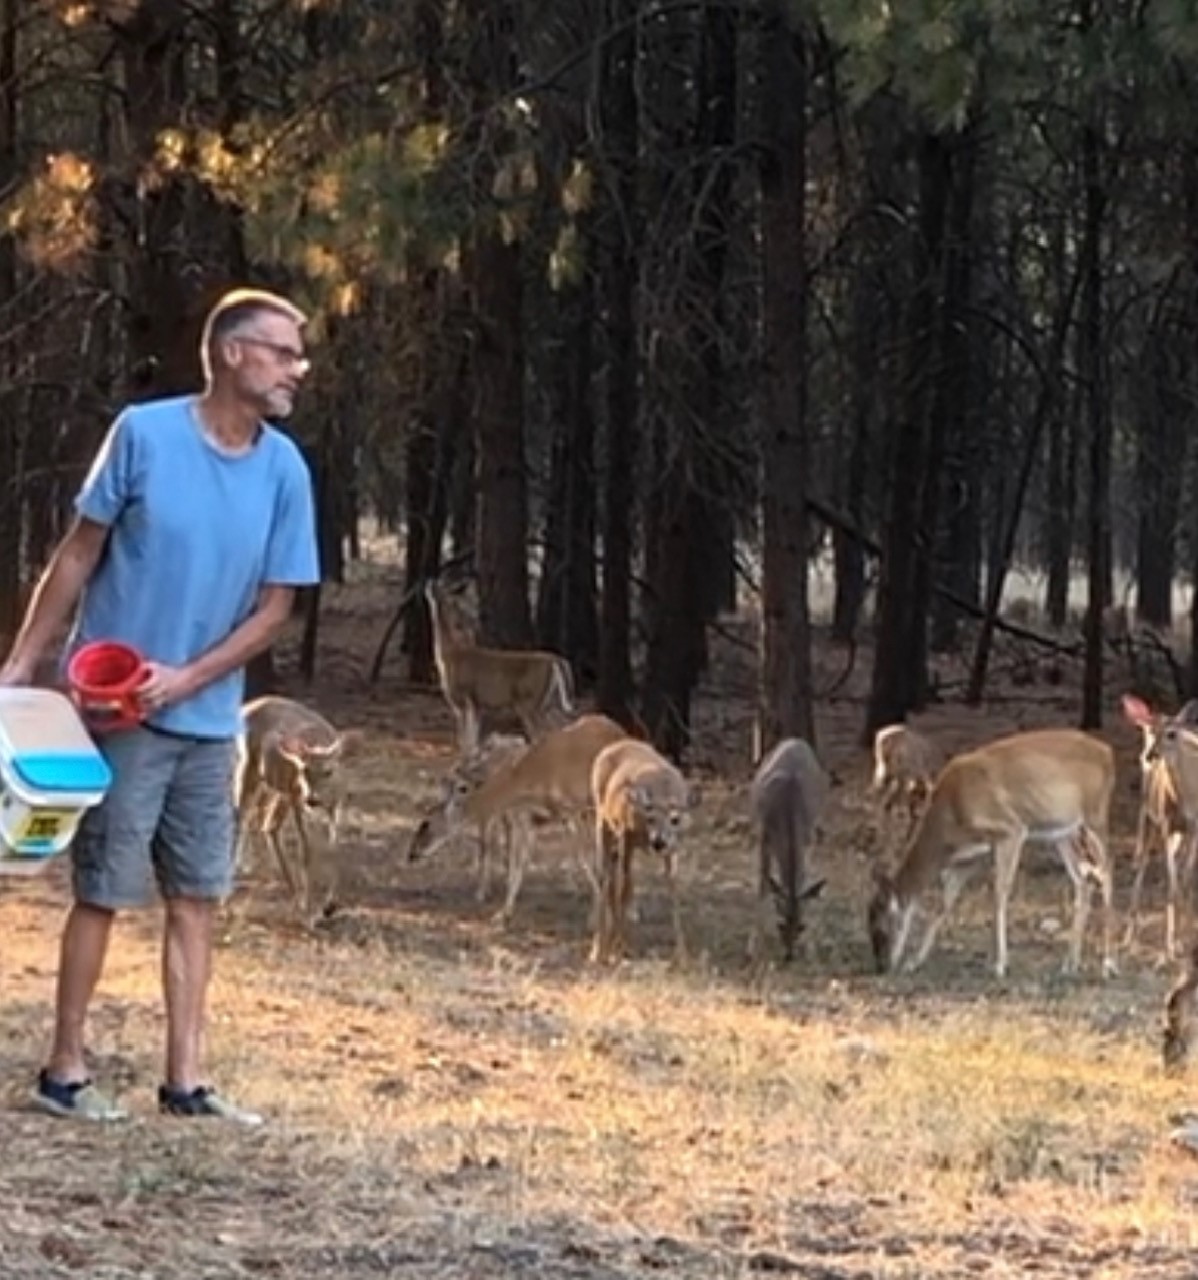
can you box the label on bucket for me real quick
[12,809,75,847]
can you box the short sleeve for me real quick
[75,412,136,526]
[264,445,321,586]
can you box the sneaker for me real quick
[33,1070,127,1122]
[157,1084,264,1127]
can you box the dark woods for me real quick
[2,0,1197,758]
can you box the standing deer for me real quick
[872,724,941,836]
[236,696,350,924]
[867,728,1116,979]
[590,737,697,964]
[1123,696,1198,962]
[424,579,575,752]
[748,737,828,963]
[408,714,628,926]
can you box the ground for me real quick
[4,556,1198,1279]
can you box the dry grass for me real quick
[5,559,1198,1277]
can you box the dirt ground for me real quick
[4,561,1198,1278]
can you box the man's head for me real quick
[200,287,309,420]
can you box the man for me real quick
[0,287,320,1123]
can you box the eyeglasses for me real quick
[235,335,310,370]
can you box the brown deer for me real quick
[872,723,942,837]
[867,728,1116,979]
[590,737,697,964]
[408,714,628,926]
[1119,694,1198,960]
[235,696,351,923]
[424,579,575,752]
[748,737,828,963]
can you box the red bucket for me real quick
[67,641,150,732]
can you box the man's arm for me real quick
[0,517,110,683]
[141,584,297,707]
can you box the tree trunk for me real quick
[595,0,639,725]
[865,131,950,739]
[1080,113,1109,729]
[536,270,599,683]
[0,0,19,638]
[757,6,813,752]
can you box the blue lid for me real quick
[11,751,112,795]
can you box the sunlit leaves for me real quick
[3,152,97,271]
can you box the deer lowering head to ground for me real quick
[872,724,941,836]
[423,579,575,753]
[408,713,628,925]
[236,695,350,924]
[748,737,828,964]
[589,737,697,965]
[407,731,528,901]
[1123,695,1198,961]
[867,728,1115,979]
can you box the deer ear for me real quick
[626,782,646,809]
[277,735,308,764]
[1121,693,1154,727]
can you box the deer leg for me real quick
[1124,808,1155,950]
[458,701,481,755]
[589,820,616,964]
[612,835,633,962]
[233,758,264,877]
[747,835,773,965]
[262,796,301,903]
[495,813,532,927]
[665,850,687,963]
[1054,832,1096,976]
[906,862,977,974]
[1173,828,1198,962]
[289,801,318,924]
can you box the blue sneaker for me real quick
[157,1084,263,1126]
[33,1070,127,1122]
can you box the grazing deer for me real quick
[867,728,1116,979]
[872,724,941,836]
[748,737,828,963]
[424,579,575,752]
[407,732,528,900]
[408,714,628,925]
[235,696,350,924]
[1163,937,1198,1075]
[1124,695,1198,961]
[590,737,697,964]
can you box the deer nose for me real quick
[650,834,668,853]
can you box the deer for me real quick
[867,728,1116,980]
[589,737,698,965]
[748,737,829,964]
[1163,936,1198,1075]
[408,713,628,926]
[872,723,942,837]
[407,731,528,901]
[1123,695,1198,962]
[235,695,351,924]
[424,579,576,753]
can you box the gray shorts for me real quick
[72,727,238,909]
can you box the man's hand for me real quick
[137,662,199,713]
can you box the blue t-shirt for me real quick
[67,395,320,739]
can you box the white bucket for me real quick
[0,688,112,875]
